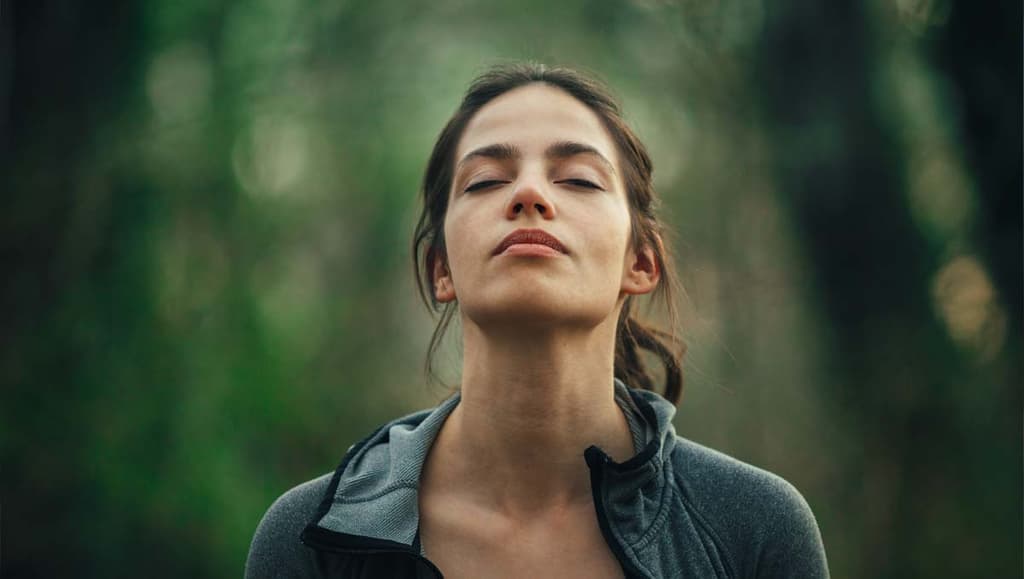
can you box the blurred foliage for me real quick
[1,0,1020,577]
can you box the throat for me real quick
[422,383,637,515]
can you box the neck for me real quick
[427,315,635,516]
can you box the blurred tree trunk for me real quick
[930,1,1023,332]
[1,2,148,577]
[928,0,1023,571]
[755,0,1019,577]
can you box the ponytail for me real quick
[614,298,684,405]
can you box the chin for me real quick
[459,286,616,333]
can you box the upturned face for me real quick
[433,83,658,331]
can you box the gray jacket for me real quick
[246,381,829,578]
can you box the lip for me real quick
[492,228,568,256]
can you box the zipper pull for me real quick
[584,445,610,470]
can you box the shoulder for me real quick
[669,435,814,521]
[245,472,333,579]
[669,436,829,578]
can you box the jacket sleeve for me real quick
[245,474,333,579]
[750,476,830,579]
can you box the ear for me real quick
[621,238,661,296]
[430,250,457,303]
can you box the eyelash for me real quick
[463,179,603,193]
[559,179,603,190]
[464,180,507,192]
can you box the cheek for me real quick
[441,208,477,281]
[587,203,632,260]
[441,219,461,272]
[575,213,632,294]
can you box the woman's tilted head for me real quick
[437,82,654,330]
[413,63,684,404]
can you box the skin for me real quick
[419,83,661,578]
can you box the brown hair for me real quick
[412,62,685,405]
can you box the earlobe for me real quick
[435,277,456,303]
[622,244,661,296]
[431,252,457,303]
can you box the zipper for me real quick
[585,446,648,579]
[306,449,644,579]
[302,525,445,578]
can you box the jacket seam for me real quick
[331,481,420,504]
[673,471,738,579]
[609,505,657,578]
[627,465,673,552]
[625,541,656,578]
[311,424,389,525]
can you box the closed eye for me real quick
[464,180,508,193]
[557,178,604,191]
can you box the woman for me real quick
[246,63,829,578]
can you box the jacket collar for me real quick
[306,380,679,554]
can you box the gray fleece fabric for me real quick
[246,381,829,578]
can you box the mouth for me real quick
[492,228,568,256]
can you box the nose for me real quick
[504,178,556,220]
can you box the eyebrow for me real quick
[456,140,616,174]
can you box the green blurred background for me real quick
[2,0,1020,577]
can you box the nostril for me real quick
[513,203,523,214]
[535,204,546,214]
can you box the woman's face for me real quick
[435,83,658,331]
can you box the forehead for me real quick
[455,83,618,165]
